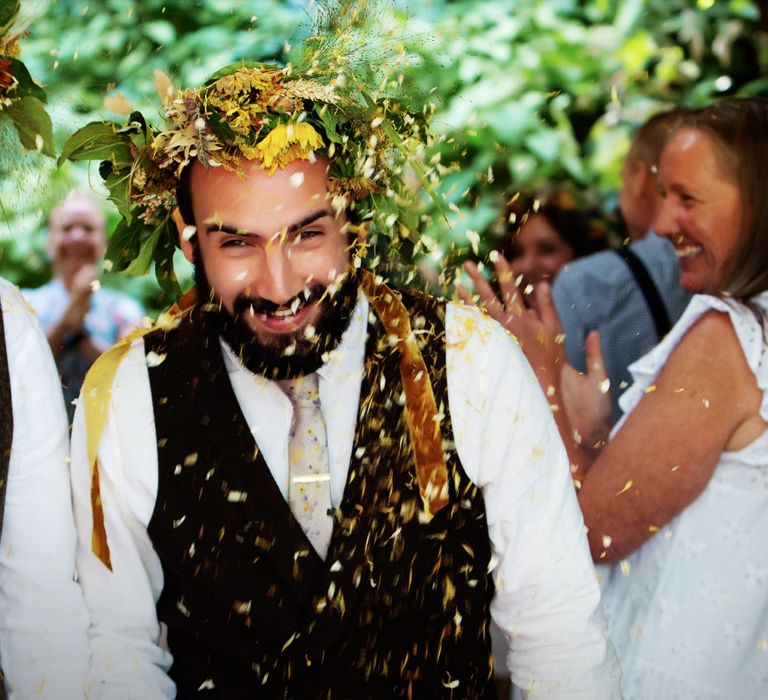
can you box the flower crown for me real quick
[0,0,54,157]
[62,57,439,297]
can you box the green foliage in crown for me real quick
[60,52,440,297]
[0,0,53,157]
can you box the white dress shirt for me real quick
[0,277,89,698]
[70,292,620,699]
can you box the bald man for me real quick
[24,193,145,422]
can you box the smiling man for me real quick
[67,56,620,699]
[180,156,359,380]
[23,193,144,422]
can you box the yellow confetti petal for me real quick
[619,560,631,576]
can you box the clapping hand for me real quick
[61,263,98,332]
[456,256,565,386]
[561,330,612,449]
[456,255,612,453]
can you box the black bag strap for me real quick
[616,246,672,339]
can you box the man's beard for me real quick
[194,258,360,380]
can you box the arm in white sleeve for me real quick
[0,283,89,698]
[446,303,621,699]
[70,340,175,699]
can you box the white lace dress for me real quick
[599,292,768,700]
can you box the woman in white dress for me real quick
[463,97,768,698]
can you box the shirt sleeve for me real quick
[446,303,621,700]
[70,340,175,699]
[0,283,90,698]
[552,266,588,374]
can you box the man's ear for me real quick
[632,161,653,200]
[173,207,196,263]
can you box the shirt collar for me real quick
[316,289,368,383]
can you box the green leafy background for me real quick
[1,0,766,311]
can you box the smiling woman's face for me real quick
[507,213,576,289]
[654,128,742,294]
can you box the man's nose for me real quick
[256,241,304,305]
[67,226,90,242]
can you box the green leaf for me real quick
[128,111,149,141]
[314,104,342,144]
[369,96,449,229]
[123,225,162,276]
[105,218,142,272]
[206,110,237,143]
[3,58,46,102]
[0,0,19,30]
[736,76,768,97]
[3,96,54,157]
[143,20,176,46]
[153,221,181,297]
[103,168,133,222]
[525,129,562,163]
[59,122,133,168]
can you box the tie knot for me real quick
[279,374,320,409]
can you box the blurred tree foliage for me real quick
[402,0,767,278]
[0,0,765,307]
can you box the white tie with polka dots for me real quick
[280,373,333,559]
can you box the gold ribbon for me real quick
[359,272,449,520]
[84,288,198,571]
[86,271,448,569]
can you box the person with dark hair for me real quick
[476,96,768,698]
[499,191,606,310]
[462,112,692,430]
[64,42,620,700]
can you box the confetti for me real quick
[619,560,631,576]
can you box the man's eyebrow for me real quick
[206,210,333,237]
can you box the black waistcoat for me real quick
[0,305,11,700]
[146,290,496,699]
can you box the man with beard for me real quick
[68,60,619,699]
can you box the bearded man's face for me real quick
[179,156,359,379]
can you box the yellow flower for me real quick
[213,67,282,98]
[254,122,324,172]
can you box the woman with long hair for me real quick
[464,97,768,698]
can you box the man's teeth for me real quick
[676,245,703,259]
[251,299,311,320]
[271,307,298,318]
